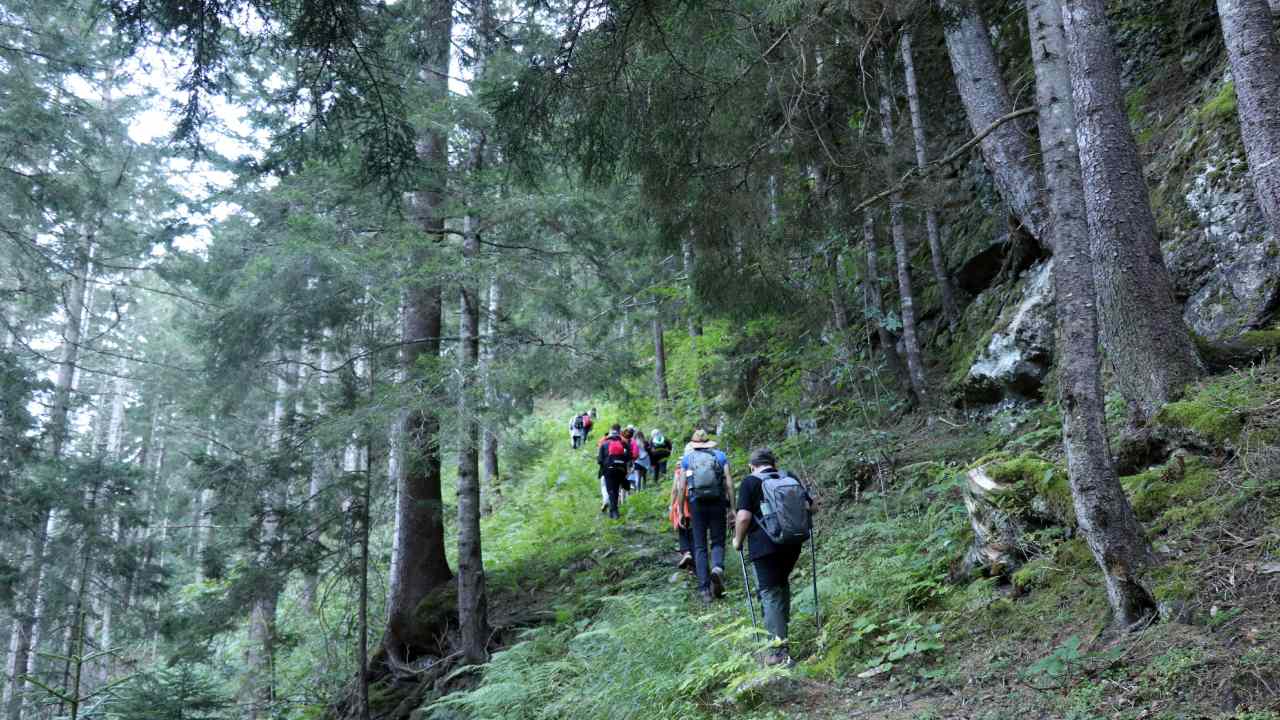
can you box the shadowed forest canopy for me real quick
[3,0,1280,718]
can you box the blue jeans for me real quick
[690,498,727,592]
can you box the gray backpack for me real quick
[686,450,723,501]
[757,471,811,545]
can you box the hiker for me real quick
[597,424,633,518]
[620,426,638,497]
[569,412,585,449]
[581,411,594,440]
[632,428,651,491]
[669,454,694,571]
[733,447,813,666]
[680,429,734,603]
[650,428,672,479]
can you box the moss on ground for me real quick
[1120,454,1217,522]
[1153,370,1273,443]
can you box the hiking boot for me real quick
[761,650,792,667]
[600,502,608,514]
[700,589,713,604]
[676,553,693,570]
[710,566,725,598]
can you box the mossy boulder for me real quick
[951,262,1055,408]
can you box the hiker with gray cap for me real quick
[733,446,814,666]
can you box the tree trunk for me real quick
[386,0,455,663]
[682,237,708,422]
[1028,0,1157,629]
[937,0,1050,247]
[1216,0,1280,242]
[5,233,92,720]
[457,222,489,665]
[241,357,296,720]
[653,315,670,403]
[877,53,929,404]
[1062,0,1203,420]
[861,211,907,380]
[901,29,961,327]
[4,513,52,720]
[303,340,332,612]
[481,275,500,514]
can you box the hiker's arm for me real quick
[732,510,751,550]
[723,467,735,512]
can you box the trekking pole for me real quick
[738,548,758,630]
[810,523,822,637]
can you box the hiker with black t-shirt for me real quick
[733,447,813,666]
[597,424,633,519]
[679,429,735,603]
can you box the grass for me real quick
[416,363,1280,720]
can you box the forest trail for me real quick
[437,395,1280,720]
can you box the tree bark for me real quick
[861,210,907,380]
[241,357,296,720]
[1062,0,1203,420]
[653,314,670,403]
[5,233,91,720]
[386,0,455,663]
[901,29,961,327]
[1028,0,1156,629]
[457,217,490,665]
[682,237,708,422]
[937,0,1050,247]
[481,275,501,514]
[1216,0,1280,242]
[877,53,929,404]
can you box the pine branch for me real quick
[848,106,1037,216]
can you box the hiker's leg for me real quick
[708,500,726,572]
[678,524,693,554]
[753,555,789,643]
[690,501,712,591]
[604,470,622,517]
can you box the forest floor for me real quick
[414,370,1280,720]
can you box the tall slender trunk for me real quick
[356,439,371,720]
[241,355,297,720]
[1028,0,1156,628]
[457,223,489,664]
[682,237,708,422]
[91,373,126,688]
[861,211,907,379]
[652,315,669,403]
[303,339,332,612]
[1216,0,1280,242]
[877,53,929,404]
[901,30,961,327]
[6,233,92,720]
[386,0,455,663]
[937,0,1050,247]
[481,276,500,514]
[1062,0,1203,420]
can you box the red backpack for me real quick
[603,436,629,466]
